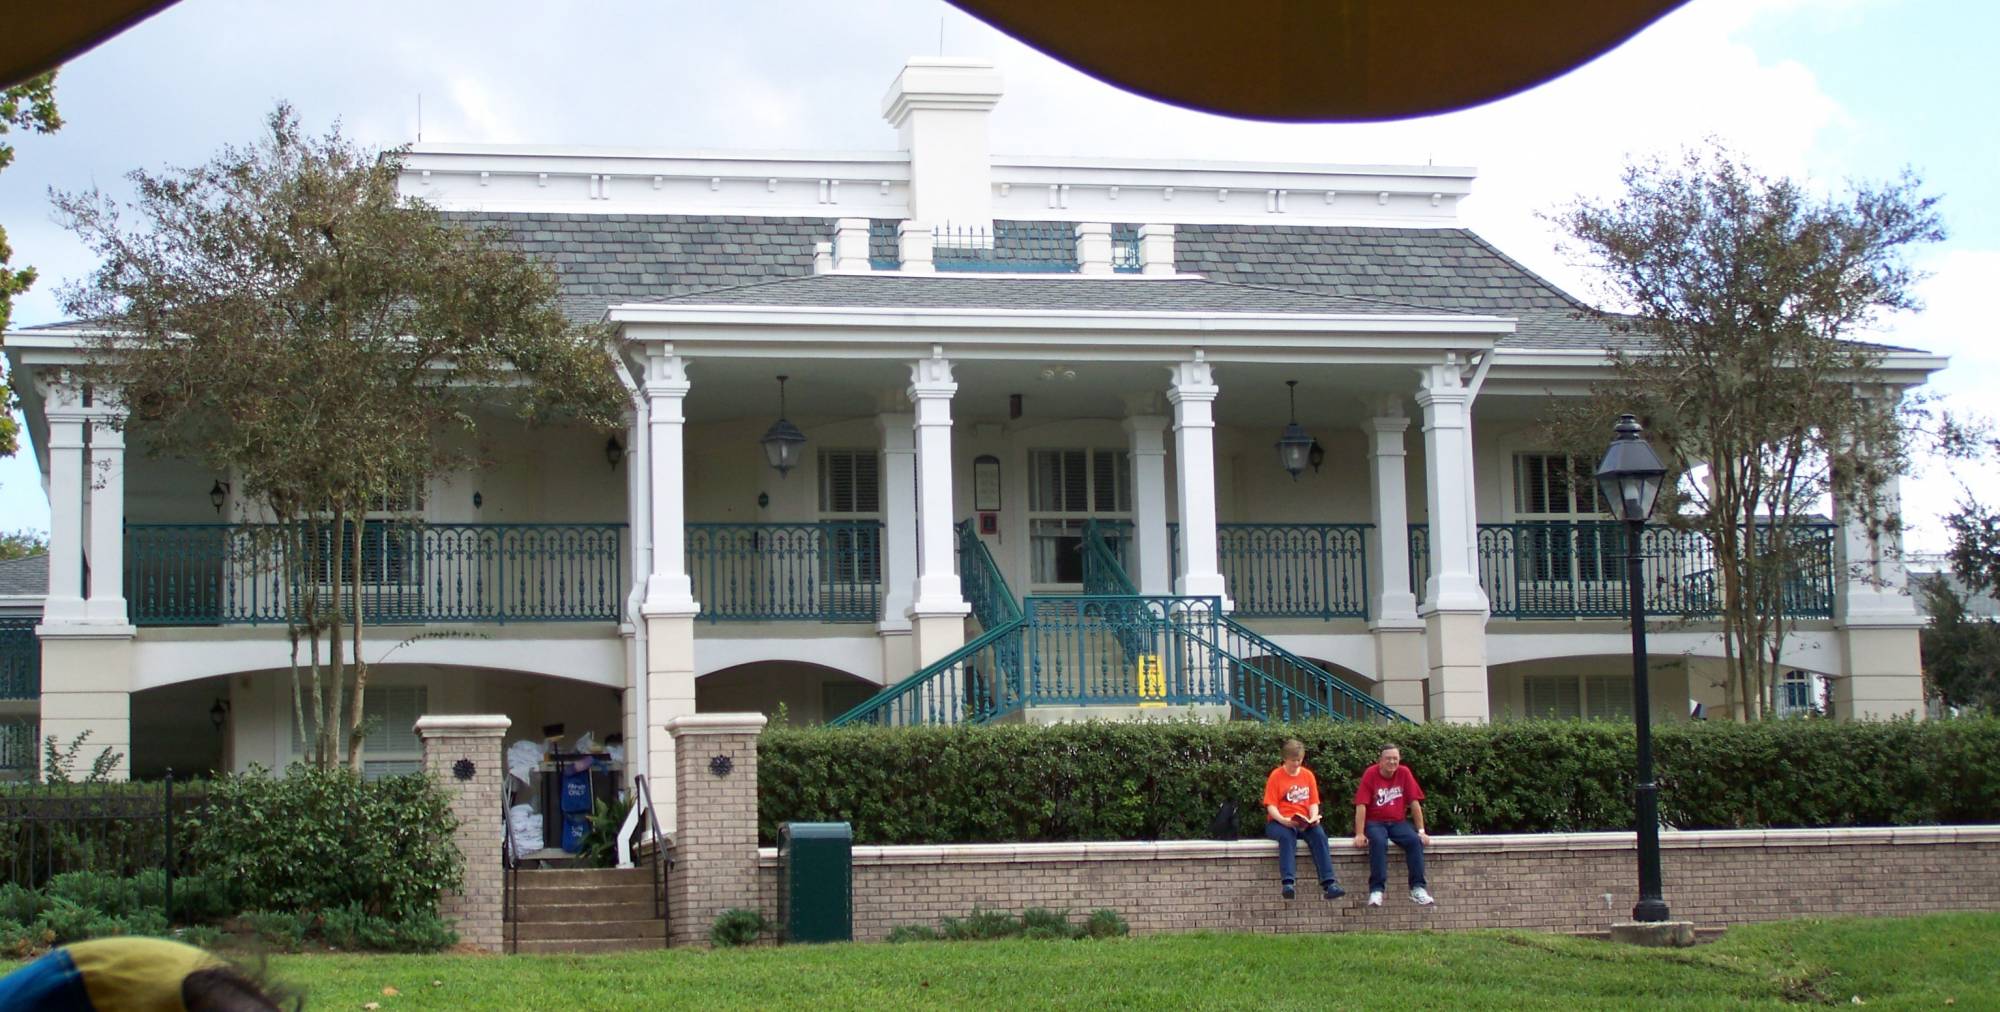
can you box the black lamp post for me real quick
[1275,380,1314,480]
[1594,413,1670,924]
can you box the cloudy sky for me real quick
[2,0,1992,552]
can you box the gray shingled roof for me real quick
[642,274,1480,316]
[0,555,47,597]
[445,211,1625,347]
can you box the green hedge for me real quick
[758,718,2000,845]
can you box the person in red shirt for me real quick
[1263,738,1344,900]
[1351,743,1435,906]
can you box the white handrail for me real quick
[615,785,644,869]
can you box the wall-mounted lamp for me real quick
[1308,439,1326,474]
[605,435,624,470]
[1274,381,1315,481]
[209,698,231,731]
[472,491,484,510]
[208,480,230,514]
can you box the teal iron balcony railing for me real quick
[0,619,36,701]
[686,521,883,623]
[1407,521,1837,620]
[1217,523,1371,621]
[0,717,34,774]
[933,222,1080,272]
[125,522,625,626]
[1111,224,1142,273]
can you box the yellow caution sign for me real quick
[1136,654,1166,707]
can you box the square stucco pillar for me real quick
[37,372,88,625]
[878,412,918,680]
[415,714,511,952]
[85,404,129,624]
[1367,401,1427,721]
[1416,361,1489,724]
[907,353,969,667]
[1832,472,1924,719]
[666,713,766,947]
[641,350,700,827]
[1123,410,1172,595]
[1169,356,1228,603]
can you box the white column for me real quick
[907,352,968,666]
[38,373,87,624]
[1168,356,1228,602]
[1414,362,1486,613]
[1076,223,1113,275]
[1832,470,1924,719]
[1415,359,1489,724]
[84,399,128,624]
[1367,400,1426,720]
[834,218,871,273]
[641,351,697,617]
[1139,224,1176,276]
[620,393,652,797]
[1124,412,1171,595]
[877,412,918,632]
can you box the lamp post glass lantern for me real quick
[1595,412,1671,924]
[759,375,808,478]
[1275,380,1315,480]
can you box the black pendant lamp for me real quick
[1275,380,1315,480]
[759,375,808,478]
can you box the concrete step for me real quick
[514,918,666,941]
[515,883,657,907]
[513,900,659,924]
[516,867,654,887]
[512,936,667,954]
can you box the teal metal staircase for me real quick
[828,520,1411,727]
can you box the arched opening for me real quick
[698,661,877,726]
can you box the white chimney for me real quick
[882,58,1002,238]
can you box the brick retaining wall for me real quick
[752,826,2000,940]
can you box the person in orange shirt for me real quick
[1262,738,1344,900]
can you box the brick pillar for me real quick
[666,712,766,946]
[415,715,511,952]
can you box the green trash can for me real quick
[777,821,852,943]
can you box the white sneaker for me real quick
[1367,891,1383,907]
[1410,887,1435,906]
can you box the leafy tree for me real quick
[0,73,62,462]
[1916,575,2000,713]
[0,529,46,561]
[54,105,626,770]
[1545,142,1943,719]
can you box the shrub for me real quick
[0,882,45,923]
[577,796,634,869]
[759,718,2000,843]
[173,924,223,949]
[710,908,766,948]
[940,908,1022,941]
[885,924,938,943]
[188,764,460,922]
[245,910,311,952]
[1083,909,1129,939]
[319,902,457,953]
[1020,907,1079,941]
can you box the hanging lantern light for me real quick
[759,375,808,478]
[1275,380,1315,480]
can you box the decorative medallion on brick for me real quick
[709,754,734,778]
[453,758,476,781]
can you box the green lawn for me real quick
[266,913,1998,1011]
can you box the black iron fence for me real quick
[0,773,200,914]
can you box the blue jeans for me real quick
[1365,819,1427,892]
[1265,821,1336,887]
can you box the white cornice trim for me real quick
[610,302,1514,334]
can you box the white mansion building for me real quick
[2,60,1939,809]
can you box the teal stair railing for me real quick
[828,521,1025,727]
[687,521,883,623]
[1082,520,1410,725]
[1408,521,1835,620]
[126,522,625,626]
[1021,594,1225,706]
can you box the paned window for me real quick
[293,685,428,779]
[1523,675,1633,721]
[1512,453,1617,585]
[1027,448,1131,584]
[817,449,882,584]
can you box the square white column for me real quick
[1414,362,1488,614]
[1168,357,1228,602]
[1124,412,1172,595]
[907,353,968,617]
[877,412,918,633]
[1833,469,1924,719]
[1367,402,1421,627]
[36,373,88,625]
[641,351,698,618]
[84,405,129,624]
